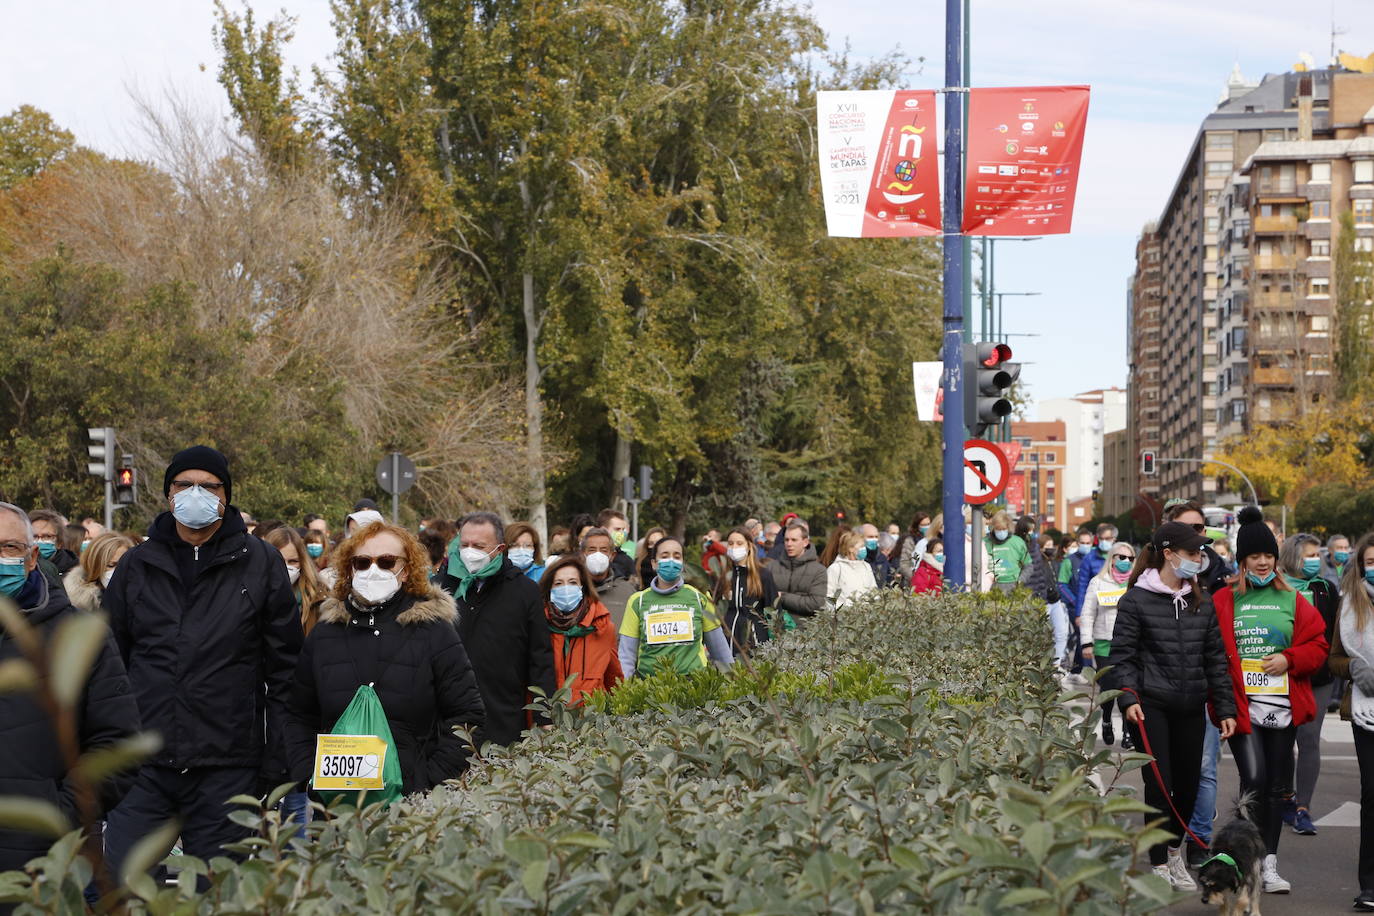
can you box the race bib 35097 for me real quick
[313,734,387,791]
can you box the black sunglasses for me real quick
[350,555,403,573]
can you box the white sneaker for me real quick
[1262,853,1291,893]
[1166,848,1196,890]
[1152,864,1172,884]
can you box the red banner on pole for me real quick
[817,90,941,237]
[962,86,1090,236]
[1004,474,1025,514]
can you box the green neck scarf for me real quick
[447,547,503,599]
[548,622,597,662]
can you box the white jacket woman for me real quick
[826,531,877,608]
[1078,544,1136,657]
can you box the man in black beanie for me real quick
[102,445,301,881]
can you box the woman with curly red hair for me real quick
[285,521,486,795]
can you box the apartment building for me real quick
[1038,389,1127,504]
[1100,427,1134,517]
[1130,65,1374,502]
[1008,420,1067,530]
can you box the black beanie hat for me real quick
[163,445,232,506]
[1234,505,1277,564]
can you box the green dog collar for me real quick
[1200,852,1243,882]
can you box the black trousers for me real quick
[1126,699,1206,866]
[1229,724,1297,855]
[1354,724,1374,891]
[104,765,257,883]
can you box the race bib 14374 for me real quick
[644,609,695,645]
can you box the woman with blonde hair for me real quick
[63,532,135,614]
[825,529,876,609]
[262,527,328,637]
[285,521,486,795]
[986,509,1028,593]
[712,526,778,657]
[1328,532,1374,910]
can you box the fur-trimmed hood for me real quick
[63,566,103,615]
[316,583,458,627]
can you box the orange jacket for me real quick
[546,599,623,704]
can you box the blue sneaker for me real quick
[1281,797,1297,827]
[1292,807,1317,835]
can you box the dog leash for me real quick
[1116,686,1211,851]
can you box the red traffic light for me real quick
[116,468,134,487]
[979,342,1013,367]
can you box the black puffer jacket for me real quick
[1295,575,1339,687]
[0,571,141,874]
[437,559,556,747]
[1110,581,1236,719]
[103,510,301,774]
[285,585,485,795]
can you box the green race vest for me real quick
[1232,587,1296,660]
[628,585,715,677]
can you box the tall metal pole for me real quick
[390,452,400,523]
[940,0,968,590]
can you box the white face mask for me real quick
[352,565,401,605]
[584,551,611,576]
[727,545,749,563]
[100,568,115,589]
[459,546,495,574]
[287,565,301,585]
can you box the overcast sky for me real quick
[4,0,1374,402]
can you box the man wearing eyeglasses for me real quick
[0,501,141,876]
[102,445,301,880]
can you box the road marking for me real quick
[1314,801,1361,827]
[1323,717,1355,744]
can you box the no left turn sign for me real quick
[963,438,1010,505]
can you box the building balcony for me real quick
[1254,215,1300,233]
[1252,254,1298,271]
[1253,367,1295,386]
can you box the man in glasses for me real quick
[437,511,555,747]
[103,445,301,881]
[0,500,140,876]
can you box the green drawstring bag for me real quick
[312,684,404,808]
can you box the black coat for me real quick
[285,586,485,795]
[103,510,301,774]
[436,559,556,747]
[0,571,140,873]
[1110,583,1236,719]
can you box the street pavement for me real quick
[1116,713,1368,914]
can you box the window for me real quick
[1042,452,1055,464]
[1265,129,1286,142]
[1310,277,1330,296]
[1207,216,1220,232]
[1206,161,1232,176]
[1310,161,1332,182]
[1357,236,1374,253]
[1311,239,1330,256]
[1207,190,1221,204]
[1310,353,1331,371]
[1207,132,1234,149]
[1310,200,1331,219]
[1356,199,1374,223]
[1310,315,1331,332]
[1357,160,1374,184]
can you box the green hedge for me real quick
[0,589,1176,914]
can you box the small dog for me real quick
[1197,794,1266,915]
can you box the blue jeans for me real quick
[281,791,310,839]
[1187,718,1220,844]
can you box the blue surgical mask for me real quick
[36,542,56,560]
[550,584,583,613]
[1247,570,1277,587]
[509,547,535,570]
[919,525,929,535]
[1173,556,1203,578]
[933,553,945,564]
[656,558,683,583]
[1301,558,1322,578]
[1114,558,1133,574]
[1066,545,1078,555]
[1366,567,1374,584]
[306,543,324,559]
[172,485,222,529]
[0,558,27,598]
[865,538,879,552]
[993,530,1009,542]
[856,545,869,561]
[1336,551,1351,565]
[1099,540,1115,552]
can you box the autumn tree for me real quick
[0,106,75,191]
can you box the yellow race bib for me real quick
[644,609,695,645]
[1096,587,1127,608]
[1240,658,1288,696]
[313,734,387,791]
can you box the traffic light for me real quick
[87,427,115,480]
[114,455,136,505]
[962,342,1021,436]
[1140,450,1157,476]
[638,464,653,501]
